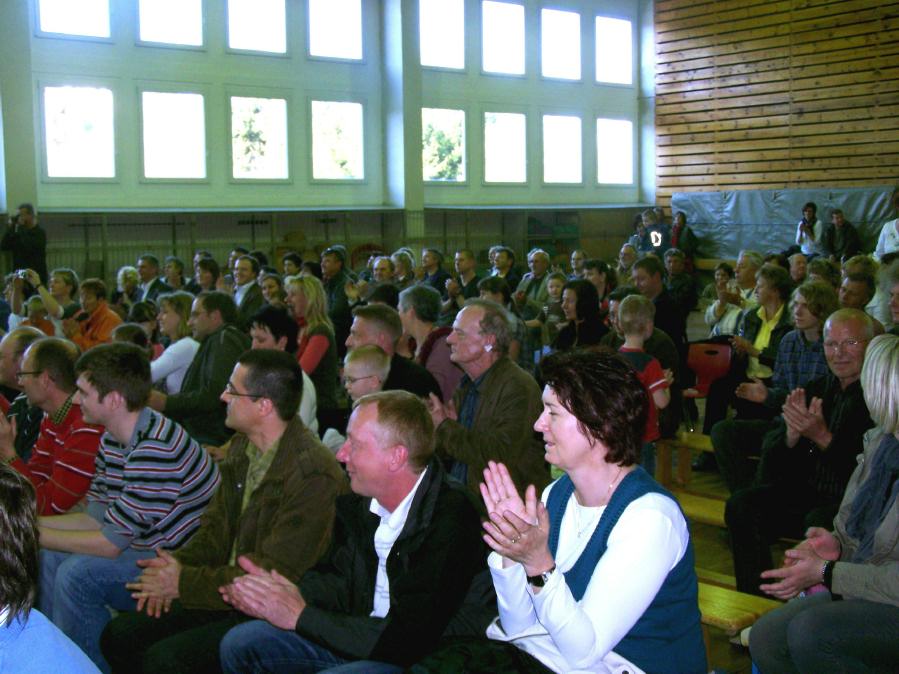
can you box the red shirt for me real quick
[10,402,103,515]
[619,347,669,443]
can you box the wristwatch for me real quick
[527,564,556,587]
[822,560,836,591]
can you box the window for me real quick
[422,108,465,182]
[541,9,580,80]
[543,115,581,184]
[308,0,362,60]
[43,86,115,178]
[227,0,286,53]
[484,112,526,183]
[596,118,633,184]
[311,101,364,180]
[231,97,288,180]
[141,92,206,179]
[138,0,203,46]
[38,0,109,38]
[420,0,464,69]
[482,2,524,75]
[596,17,632,85]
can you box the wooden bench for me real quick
[672,489,726,528]
[698,582,782,664]
[656,431,714,487]
[694,258,737,272]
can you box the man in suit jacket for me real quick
[137,254,172,303]
[232,255,264,332]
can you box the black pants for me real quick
[725,484,838,595]
[702,364,774,434]
[100,602,247,674]
[711,418,774,493]
[410,636,554,674]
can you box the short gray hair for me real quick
[738,250,764,270]
[462,298,511,355]
[398,284,441,324]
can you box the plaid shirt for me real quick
[765,329,828,408]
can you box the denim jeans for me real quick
[219,619,402,674]
[38,548,155,674]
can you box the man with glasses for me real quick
[36,342,220,671]
[101,349,346,674]
[724,308,876,595]
[149,291,250,446]
[0,337,102,515]
[0,326,46,463]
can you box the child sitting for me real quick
[526,271,567,352]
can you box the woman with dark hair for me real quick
[552,280,608,351]
[195,257,220,292]
[127,301,163,359]
[259,272,287,309]
[417,350,705,673]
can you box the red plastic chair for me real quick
[683,342,733,400]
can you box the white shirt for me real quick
[795,218,824,256]
[368,467,428,618]
[151,337,200,393]
[139,276,158,301]
[298,371,318,435]
[875,218,899,260]
[233,280,254,307]
[486,482,689,674]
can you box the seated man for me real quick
[1,337,103,515]
[100,349,347,674]
[664,248,698,314]
[346,303,441,400]
[839,271,885,334]
[0,326,46,463]
[820,208,861,262]
[218,390,486,672]
[712,281,836,492]
[789,252,808,286]
[725,309,876,595]
[38,343,220,671]
[149,291,251,445]
[63,278,122,351]
[705,250,763,337]
[428,300,549,500]
[0,465,100,674]
[232,255,264,332]
[631,255,686,360]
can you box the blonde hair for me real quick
[861,334,899,435]
[285,274,333,334]
[345,345,390,382]
[618,294,655,336]
[157,291,194,340]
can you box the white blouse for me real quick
[150,337,200,394]
[875,219,899,261]
[486,484,689,674]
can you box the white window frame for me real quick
[307,96,368,184]
[138,85,210,183]
[135,0,206,51]
[541,111,584,186]
[306,0,365,63]
[481,107,529,186]
[224,0,290,57]
[227,89,293,184]
[421,105,469,185]
[35,0,112,42]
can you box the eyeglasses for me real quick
[823,339,866,352]
[343,374,377,385]
[16,370,42,381]
[224,383,261,400]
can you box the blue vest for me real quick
[546,467,707,674]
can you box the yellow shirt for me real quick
[746,303,784,380]
[228,438,279,565]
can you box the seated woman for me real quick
[700,261,733,314]
[109,265,140,320]
[194,256,220,292]
[418,349,705,673]
[750,333,899,673]
[151,291,199,394]
[285,274,339,429]
[552,280,607,351]
[259,272,287,309]
[18,267,80,336]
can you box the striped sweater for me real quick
[10,402,103,515]
[86,407,220,551]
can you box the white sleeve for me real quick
[298,371,318,434]
[488,551,539,635]
[150,338,197,383]
[795,222,803,246]
[704,301,722,327]
[530,494,689,671]
[876,222,889,260]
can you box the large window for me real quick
[43,86,115,178]
[227,0,286,53]
[141,92,206,179]
[231,96,289,180]
[482,1,524,75]
[543,115,581,184]
[38,0,109,38]
[422,108,465,182]
[419,0,464,69]
[311,101,364,180]
[596,118,633,184]
[596,17,632,85]
[541,9,580,80]
[484,112,526,183]
[138,0,203,46]
[308,0,362,60]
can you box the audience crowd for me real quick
[1,197,898,673]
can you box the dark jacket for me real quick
[235,283,265,332]
[324,270,353,356]
[1,224,47,284]
[175,418,348,610]
[384,353,442,401]
[735,303,793,371]
[653,289,687,358]
[294,460,486,667]
[436,356,550,499]
[164,324,250,445]
[141,277,173,303]
[821,221,862,261]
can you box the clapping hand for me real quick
[219,556,306,630]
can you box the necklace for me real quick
[572,467,625,538]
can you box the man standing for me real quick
[2,203,47,284]
[38,343,220,670]
[514,248,551,320]
[1,338,102,515]
[632,256,687,359]
[492,246,521,290]
[346,304,441,400]
[149,291,250,445]
[569,249,587,279]
[725,309,875,595]
[136,255,172,303]
[232,254,264,331]
[218,390,486,672]
[320,246,353,355]
[100,350,347,674]
[428,300,549,500]
[442,248,481,318]
[0,326,45,462]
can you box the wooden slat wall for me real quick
[654,0,899,209]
